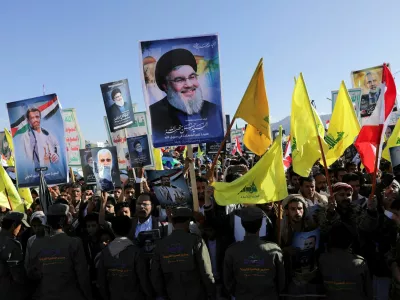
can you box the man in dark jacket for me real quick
[151,207,216,300]
[27,203,92,300]
[97,215,152,300]
[0,212,30,300]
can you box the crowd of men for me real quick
[1,151,400,300]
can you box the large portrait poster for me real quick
[146,169,191,208]
[100,79,135,132]
[90,146,121,192]
[127,135,153,167]
[6,94,68,187]
[80,149,97,185]
[351,64,391,119]
[0,131,12,166]
[62,109,84,167]
[140,34,225,148]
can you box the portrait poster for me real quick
[390,146,400,169]
[206,142,225,155]
[89,146,121,192]
[104,117,130,169]
[100,79,135,132]
[331,88,362,123]
[351,64,391,119]
[146,169,191,208]
[127,135,153,168]
[0,131,13,166]
[6,94,68,188]
[139,34,225,148]
[79,149,97,185]
[62,109,84,167]
[292,228,320,274]
[230,128,244,152]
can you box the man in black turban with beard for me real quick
[149,49,223,146]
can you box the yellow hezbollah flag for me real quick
[235,58,271,143]
[0,165,24,212]
[244,124,270,156]
[212,127,287,205]
[4,128,32,208]
[325,81,360,166]
[153,148,164,170]
[291,74,328,177]
[383,118,400,162]
[4,128,14,166]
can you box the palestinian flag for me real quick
[11,96,59,137]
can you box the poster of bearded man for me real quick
[100,79,135,132]
[139,34,225,147]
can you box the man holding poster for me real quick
[7,94,68,187]
[141,35,224,147]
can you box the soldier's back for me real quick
[153,229,208,300]
[29,232,90,300]
[224,235,284,300]
[319,249,372,300]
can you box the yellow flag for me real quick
[235,58,271,143]
[325,81,360,166]
[0,165,24,212]
[243,124,270,155]
[153,148,164,170]
[18,188,33,209]
[291,74,329,177]
[212,127,287,205]
[4,128,14,166]
[383,118,400,162]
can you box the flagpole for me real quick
[3,187,13,211]
[300,73,333,195]
[369,141,381,201]
[211,116,236,175]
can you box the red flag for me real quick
[354,64,397,173]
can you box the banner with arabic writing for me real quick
[139,34,225,147]
[104,112,153,169]
[62,109,84,167]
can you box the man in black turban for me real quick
[149,49,222,146]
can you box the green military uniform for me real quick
[0,212,30,300]
[27,203,92,300]
[223,206,285,300]
[319,249,373,299]
[151,207,216,300]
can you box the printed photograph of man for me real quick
[360,71,381,117]
[108,88,129,121]
[95,148,119,192]
[149,48,223,143]
[128,135,152,168]
[22,108,60,168]
[153,175,187,206]
[302,235,317,251]
[82,151,96,184]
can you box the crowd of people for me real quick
[1,149,400,300]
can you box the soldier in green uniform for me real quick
[319,223,373,299]
[27,203,92,300]
[151,207,216,300]
[0,212,30,300]
[223,206,285,300]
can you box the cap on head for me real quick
[47,203,69,216]
[333,182,353,193]
[171,207,192,219]
[30,211,47,225]
[4,211,30,228]
[155,49,197,92]
[240,206,264,222]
